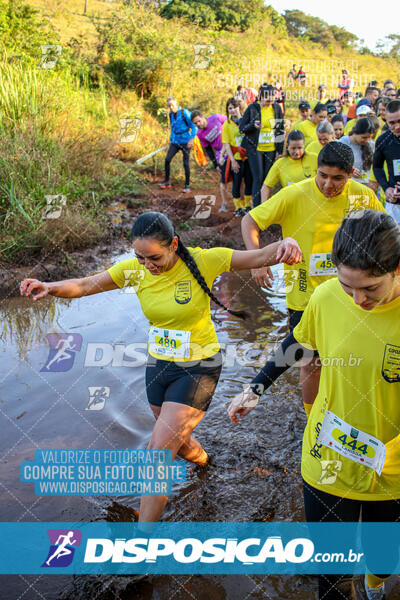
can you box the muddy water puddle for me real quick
[2,260,397,599]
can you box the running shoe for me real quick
[234,208,245,217]
[182,185,191,193]
[245,206,252,212]
[364,576,385,600]
[158,181,171,188]
[218,203,228,213]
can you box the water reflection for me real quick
[0,262,313,599]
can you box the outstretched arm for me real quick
[20,271,118,301]
[228,332,314,424]
[230,238,302,270]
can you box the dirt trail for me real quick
[0,169,279,299]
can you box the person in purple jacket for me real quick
[191,110,230,212]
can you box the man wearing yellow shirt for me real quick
[297,103,328,147]
[291,100,311,130]
[240,142,383,414]
[261,130,317,202]
[229,210,400,600]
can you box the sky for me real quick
[267,0,394,53]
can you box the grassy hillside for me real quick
[0,0,399,264]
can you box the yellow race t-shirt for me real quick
[107,247,233,361]
[291,118,307,131]
[344,119,355,135]
[306,140,323,155]
[264,152,317,189]
[250,177,383,311]
[294,278,400,501]
[257,105,275,152]
[222,119,244,161]
[296,119,318,147]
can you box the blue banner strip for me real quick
[0,522,399,574]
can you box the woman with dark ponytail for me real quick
[20,211,301,523]
[229,209,400,600]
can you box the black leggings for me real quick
[257,149,276,186]
[232,159,253,198]
[165,142,191,185]
[303,480,400,599]
[246,147,275,207]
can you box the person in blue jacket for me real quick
[159,97,198,193]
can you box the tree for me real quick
[330,25,357,49]
[386,34,400,58]
[161,0,266,32]
[283,9,357,49]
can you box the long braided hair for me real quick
[130,212,247,319]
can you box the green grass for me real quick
[1,1,399,263]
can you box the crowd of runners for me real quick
[19,75,400,600]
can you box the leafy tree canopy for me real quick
[283,9,358,48]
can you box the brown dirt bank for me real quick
[0,177,280,300]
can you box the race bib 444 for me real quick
[318,410,386,475]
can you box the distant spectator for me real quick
[287,64,297,85]
[296,66,307,87]
[274,79,286,113]
[337,69,354,100]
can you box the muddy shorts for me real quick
[145,352,223,411]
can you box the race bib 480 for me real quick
[148,327,191,359]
